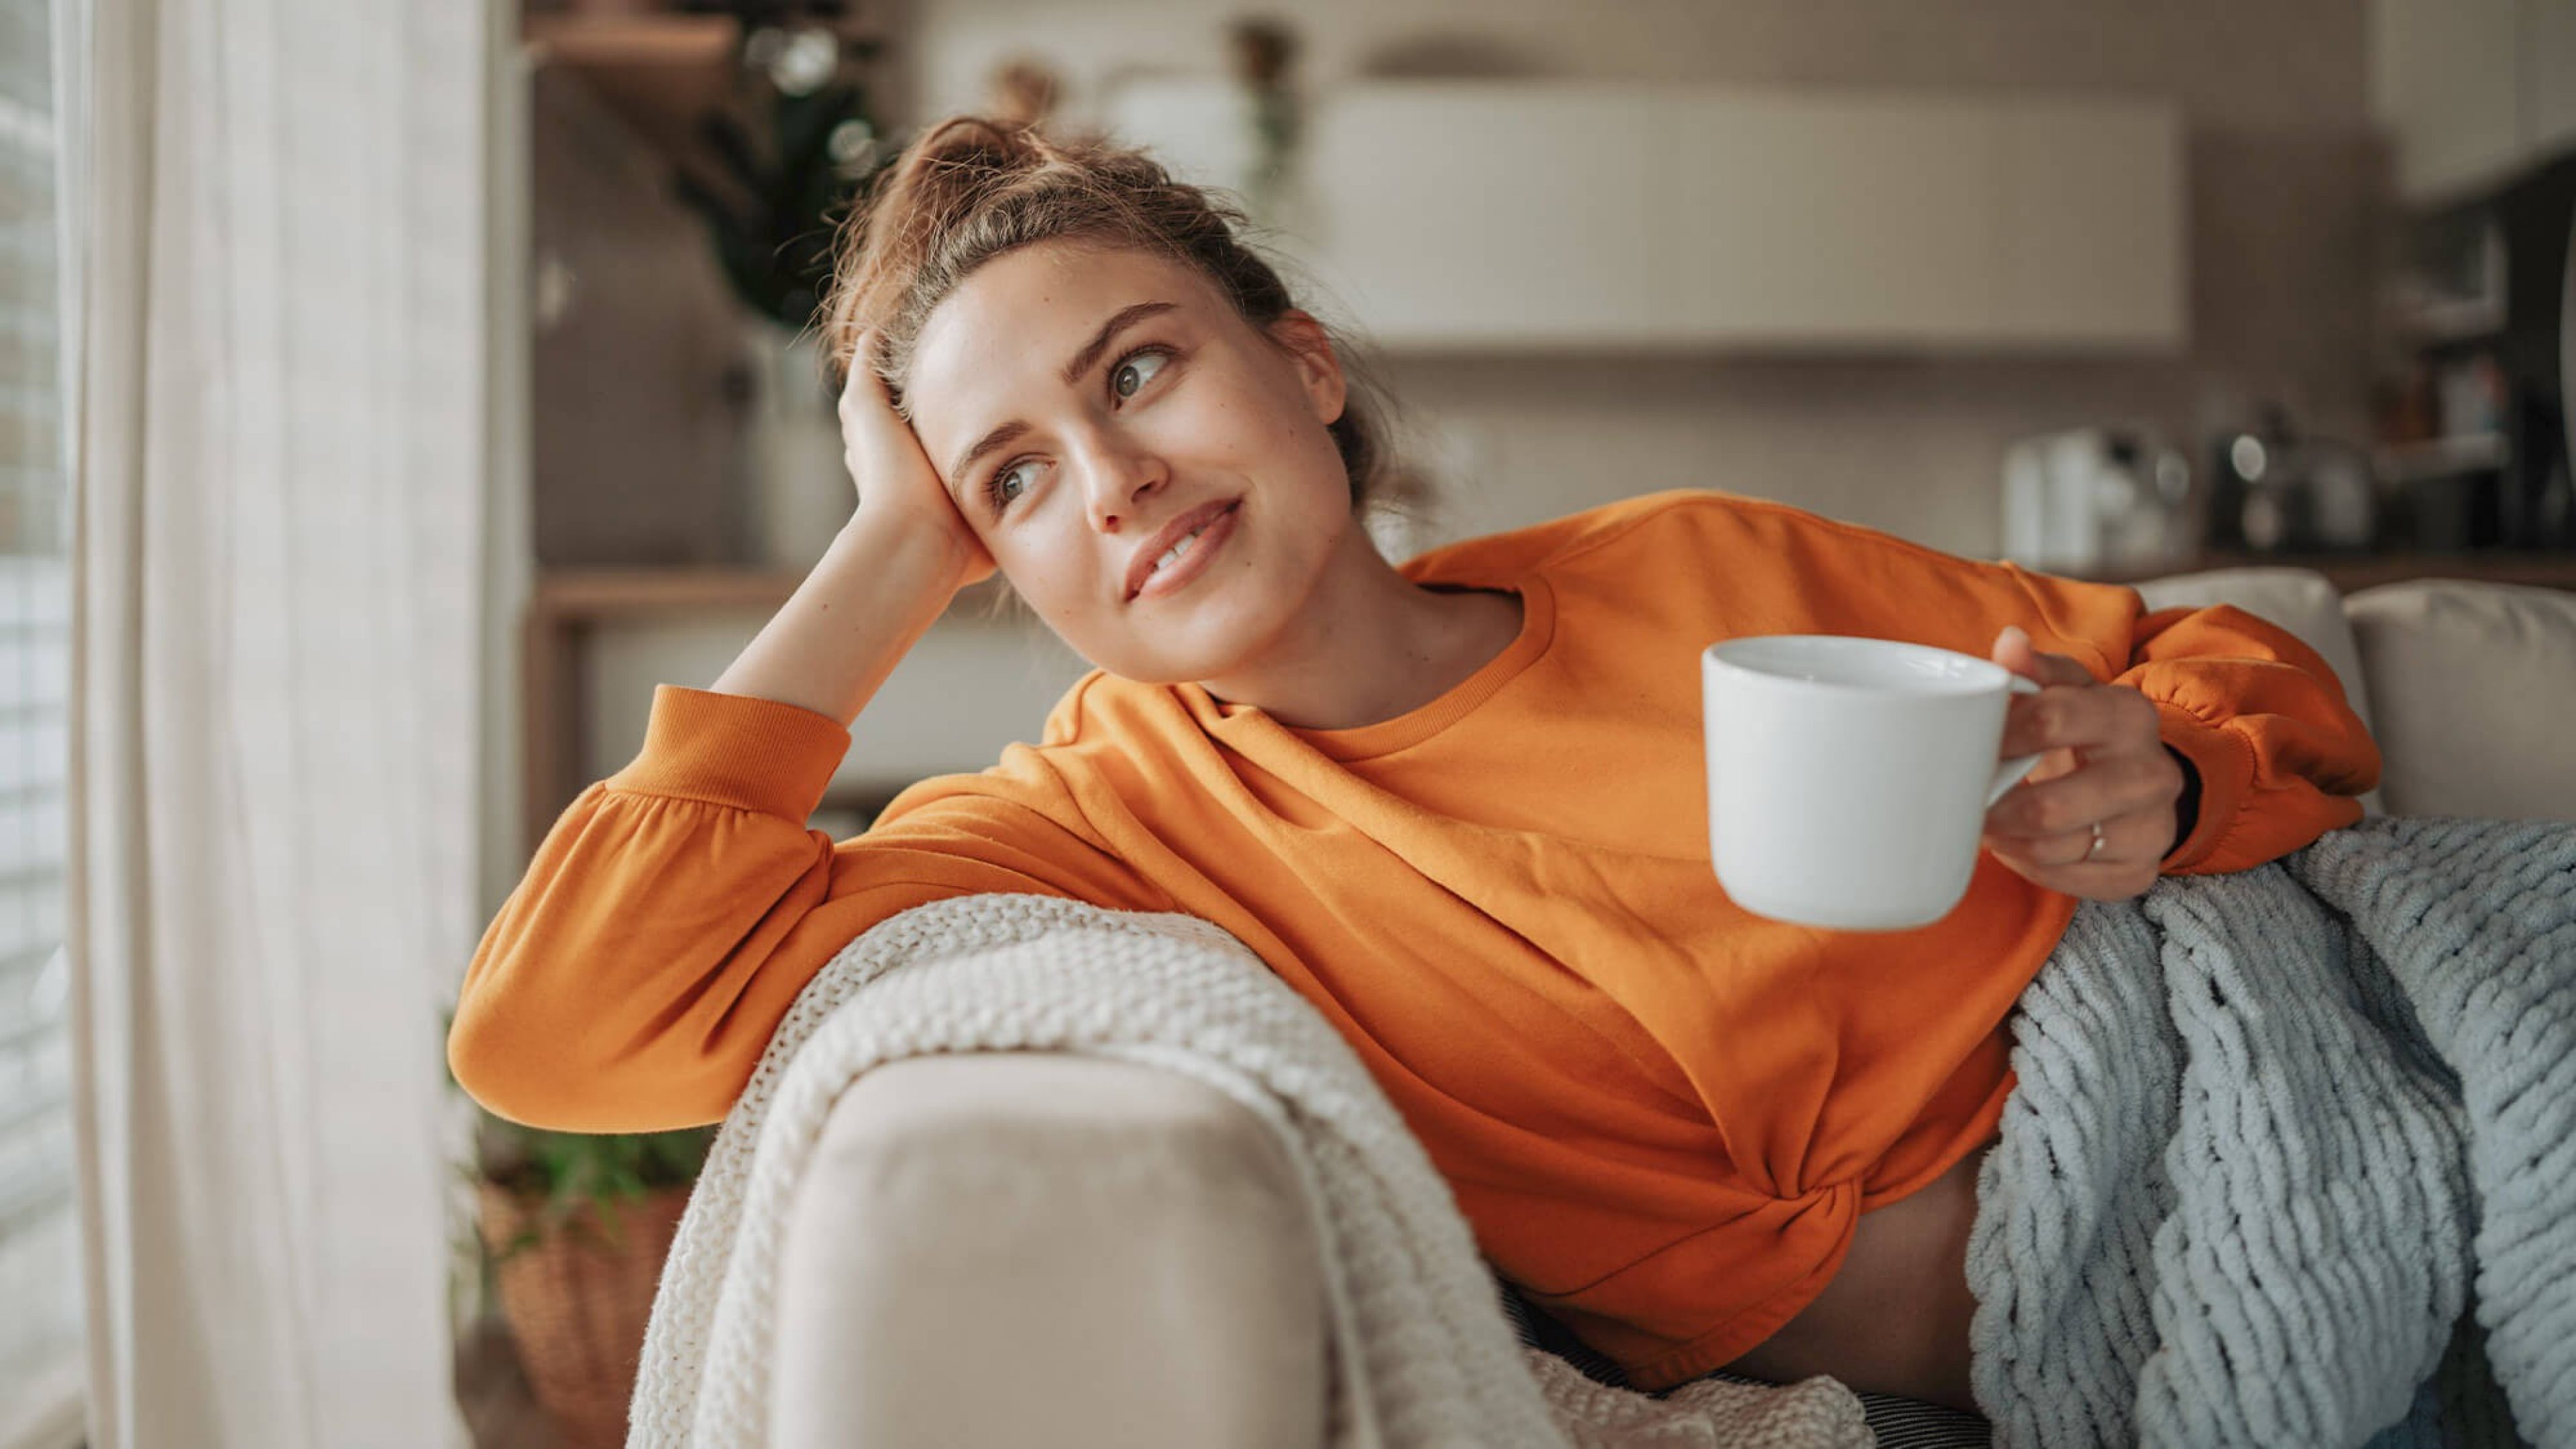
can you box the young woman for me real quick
[448,117,2380,1413]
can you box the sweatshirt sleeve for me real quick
[448,683,1163,1133]
[2001,562,2383,876]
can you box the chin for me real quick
[1095,647,1242,689]
[1085,605,1271,688]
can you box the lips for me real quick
[1124,498,1238,602]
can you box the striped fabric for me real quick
[1493,1271,1994,1449]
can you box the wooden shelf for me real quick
[532,566,800,617]
[2080,551,2576,594]
[523,11,741,66]
[2391,297,2505,346]
[2376,433,2509,484]
[531,566,1012,620]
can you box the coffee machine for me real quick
[2000,426,2198,576]
[2203,404,2383,555]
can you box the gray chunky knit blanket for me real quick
[1968,816,2576,1449]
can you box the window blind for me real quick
[0,0,83,1443]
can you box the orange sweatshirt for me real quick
[449,488,2379,1389]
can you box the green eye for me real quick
[990,460,1034,509]
[1112,348,1169,400]
[984,345,1173,515]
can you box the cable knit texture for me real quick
[1968,816,2574,1448]
[625,892,1871,1448]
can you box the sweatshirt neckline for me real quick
[1177,572,1557,762]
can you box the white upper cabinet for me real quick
[2371,0,2576,204]
[1662,91,2001,346]
[2371,0,2524,203]
[2533,1,2576,165]
[1989,101,2185,350]
[1104,80,2185,354]
[1303,86,1668,346]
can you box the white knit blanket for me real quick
[625,892,1872,1448]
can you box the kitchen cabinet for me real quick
[1105,80,2185,354]
[2371,0,2576,203]
[1664,93,2000,345]
[2530,0,2576,162]
[1299,87,1668,346]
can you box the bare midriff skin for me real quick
[1718,1135,1992,1414]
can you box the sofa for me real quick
[753,568,2576,1447]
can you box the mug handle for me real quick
[1985,675,2045,808]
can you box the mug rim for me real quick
[1703,633,2014,696]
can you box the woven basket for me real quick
[477,1179,692,1449]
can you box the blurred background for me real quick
[421,3,2576,1435]
[500,0,2576,899]
[5,1,2573,1445]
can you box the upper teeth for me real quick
[1150,522,1210,577]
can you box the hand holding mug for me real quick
[1980,625,2186,900]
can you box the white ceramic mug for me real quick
[1701,635,2044,930]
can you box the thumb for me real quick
[1991,623,2094,688]
[1992,624,2035,673]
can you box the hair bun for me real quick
[907,115,1042,179]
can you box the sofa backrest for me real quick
[2345,580,2576,822]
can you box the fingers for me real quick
[1999,676,2159,759]
[1985,745,2181,843]
[1981,808,2165,900]
[833,329,933,486]
[839,329,893,415]
[1990,625,2096,688]
[1982,627,2182,902]
[1984,800,2165,870]
[1992,625,2150,759]
[829,326,1000,585]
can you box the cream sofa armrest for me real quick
[769,1052,1330,1449]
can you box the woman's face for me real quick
[902,240,1354,686]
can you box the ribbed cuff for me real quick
[604,684,853,822]
[2153,702,2251,873]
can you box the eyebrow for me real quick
[945,301,1181,488]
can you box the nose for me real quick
[1073,427,1167,533]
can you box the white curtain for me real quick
[63,0,487,1442]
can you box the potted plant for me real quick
[671,3,892,572]
[468,1110,718,1449]
[444,1006,716,1448]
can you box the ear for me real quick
[1267,309,1348,428]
